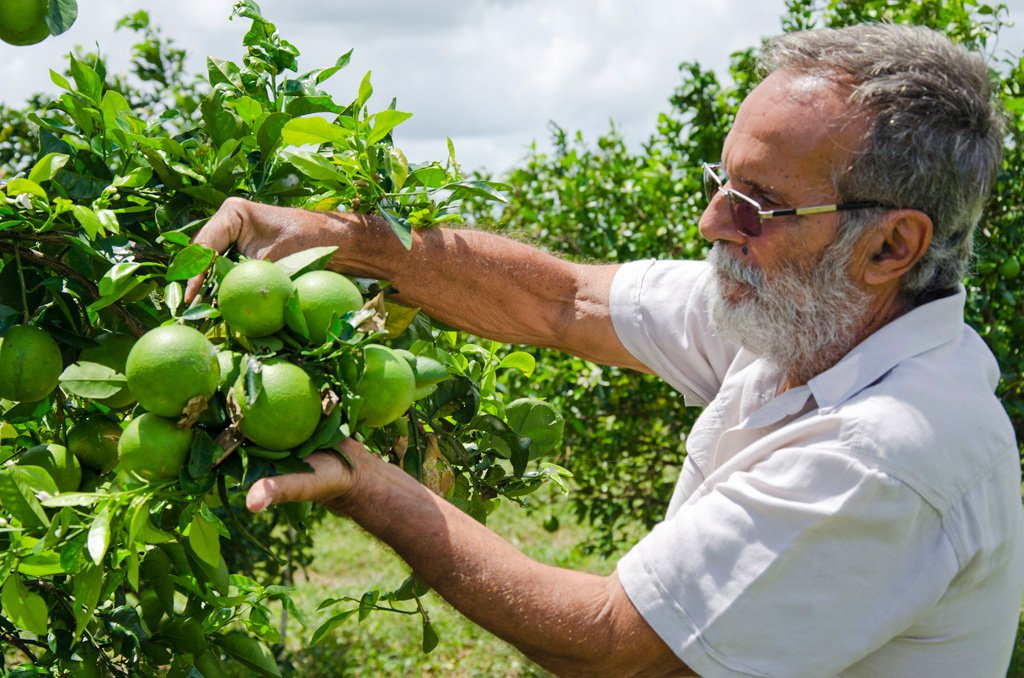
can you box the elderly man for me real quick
[188,24,1023,677]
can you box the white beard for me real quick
[705,239,870,385]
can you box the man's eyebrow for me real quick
[726,168,781,200]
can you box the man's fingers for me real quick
[245,449,357,513]
[184,199,248,303]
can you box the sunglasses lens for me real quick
[729,200,762,237]
[702,167,719,204]
[703,163,763,237]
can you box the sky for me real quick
[2,0,1024,176]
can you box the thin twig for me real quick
[0,242,148,337]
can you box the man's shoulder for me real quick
[835,329,1017,512]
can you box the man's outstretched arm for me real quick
[187,198,648,371]
[248,441,694,678]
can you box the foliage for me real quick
[0,2,565,675]
[470,0,1024,579]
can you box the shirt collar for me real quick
[807,285,967,410]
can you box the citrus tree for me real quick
[0,2,567,675]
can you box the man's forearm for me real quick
[319,210,638,368]
[330,448,688,677]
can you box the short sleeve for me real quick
[609,259,737,406]
[616,445,959,678]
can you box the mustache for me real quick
[706,243,765,288]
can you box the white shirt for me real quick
[610,259,1024,678]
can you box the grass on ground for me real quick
[279,491,627,677]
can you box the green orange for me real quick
[0,325,63,402]
[125,325,219,418]
[285,270,363,344]
[355,344,416,427]
[117,413,193,481]
[217,259,294,338]
[19,443,81,492]
[234,359,321,450]
[0,0,50,46]
[67,414,122,472]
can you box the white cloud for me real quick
[2,0,1023,174]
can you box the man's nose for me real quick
[698,191,746,245]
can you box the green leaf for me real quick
[356,71,373,112]
[422,618,440,654]
[275,246,338,277]
[50,69,71,92]
[59,361,126,399]
[201,92,243,147]
[379,207,413,250]
[506,398,564,459]
[28,153,70,184]
[113,166,153,189]
[5,178,46,200]
[442,180,510,204]
[257,112,290,158]
[311,609,357,646]
[0,466,53,529]
[1,575,48,636]
[167,244,217,281]
[101,90,135,133]
[69,54,103,104]
[498,351,536,376]
[90,262,153,311]
[70,204,106,239]
[282,151,344,183]
[187,513,222,568]
[88,507,112,565]
[367,110,412,146]
[231,95,263,127]
[72,564,104,639]
[181,304,220,321]
[215,631,282,677]
[281,117,350,147]
[180,185,229,206]
[45,0,78,36]
[17,553,65,577]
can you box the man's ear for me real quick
[862,209,933,286]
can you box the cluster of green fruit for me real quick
[0,257,449,492]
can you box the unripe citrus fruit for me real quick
[999,256,1021,280]
[234,360,321,450]
[118,413,193,481]
[0,0,50,46]
[125,325,219,418]
[67,414,122,472]
[19,443,81,492]
[217,259,294,337]
[285,270,363,344]
[78,333,136,409]
[355,344,416,427]
[0,325,63,402]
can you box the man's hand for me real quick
[185,197,350,303]
[246,438,370,515]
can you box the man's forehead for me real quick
[723,70,869,182]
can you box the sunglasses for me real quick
[701,162,884,237]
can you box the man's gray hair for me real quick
[759,23,1004,304]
